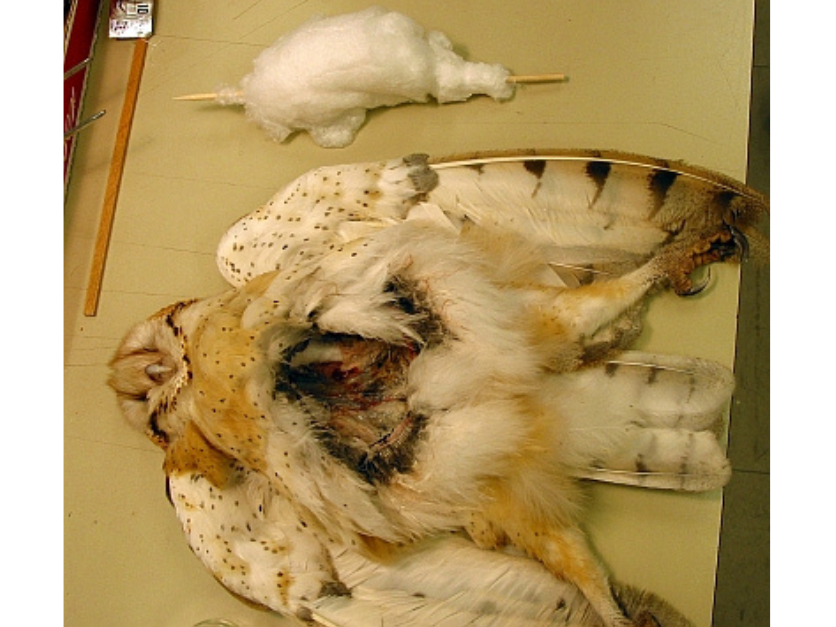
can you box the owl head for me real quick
[108,300,197,449]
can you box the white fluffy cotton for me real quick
[216,7,514,147]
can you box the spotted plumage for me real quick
[109,151,767,626]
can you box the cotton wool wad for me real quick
[210,7,515,147]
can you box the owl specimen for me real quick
[109,150,768,626]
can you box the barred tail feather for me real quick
[545,351,734,491]
[572,428,731,491]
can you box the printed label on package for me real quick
[109,1,154,39]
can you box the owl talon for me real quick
[680,267,711,297]
[729,224,749,260]
[666,227,747,296]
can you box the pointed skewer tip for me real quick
[506,73,567,84]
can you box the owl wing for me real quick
[166,454,690,627]
[312,546,693,627]
[217,149,767,290]
[427,149,767,285]
[311,536,613,627]
[164,421,347,621]
[164,433,587,625]
[216,154,440,287]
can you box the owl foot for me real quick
[663,227,746,296]
[613,583,693,627]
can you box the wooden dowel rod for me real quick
[84,37,149,317]
[172,92,221,101]
[171,74,567,102]
[506,73,567,83]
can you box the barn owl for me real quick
[109,150,768,626]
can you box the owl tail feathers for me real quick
[551,351,735,492]
[568,429,732,492]
[308,535,694,626]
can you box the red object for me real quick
[64,0,103,188]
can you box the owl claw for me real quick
[680,267,711,297]
[729,224,749,260]
[666,227,747,296]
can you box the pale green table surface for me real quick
[65,2,756,625]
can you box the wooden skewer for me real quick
[172,92,223,101]
[84,37,149,317]
[172,73,567,101]
[506,73,566,83]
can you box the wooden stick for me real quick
[171,73,567,102]
[506,73,567,83]
[172,92,222,101]
[84,37,149,317]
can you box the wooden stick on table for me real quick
[171,74,568,101]
[83,37,149,317]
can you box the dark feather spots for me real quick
[585,160,611,207]
[713,190,738,219]
[523,159,547,179]
[148,411,169,445]
[648,169,679,217]
[605,362,620,377]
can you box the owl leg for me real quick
[538,229,741,361]
[526,526,633,627]
[528,261,662,371]
[545,262,660,339]
[468,506,633,627]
